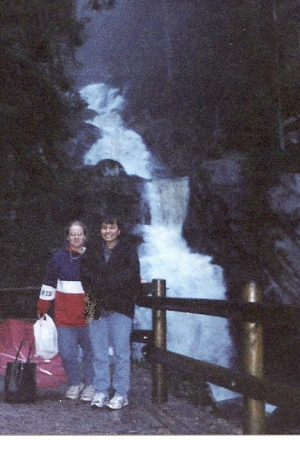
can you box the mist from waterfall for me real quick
[80,82,235,401]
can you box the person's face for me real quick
[68,224,86,251]
[100,222,120,248]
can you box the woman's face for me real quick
[68,224,86,251]
[100,222,120,248]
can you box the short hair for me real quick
[65,220,88,238]
[100,215,122,231]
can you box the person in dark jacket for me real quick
[80,214,141,410]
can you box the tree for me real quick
[0,0,92,287]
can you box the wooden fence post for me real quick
[243,281,265,434]
[152,279,168,403]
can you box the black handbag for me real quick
[4,340,37,404]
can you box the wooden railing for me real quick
[133,279,300,435]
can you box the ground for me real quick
[0,361,243,436]
[1,360,299,436]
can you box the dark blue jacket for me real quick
[80,237,141,318]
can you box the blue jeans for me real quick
[57,325,94,386]
[89,312,132,397]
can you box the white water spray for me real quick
[80,82,235,401]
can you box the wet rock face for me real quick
[91,158,127,177]
[184,152,300,307]
[76,158,149,238]
[184,153,257,304]
[268,174,300,303]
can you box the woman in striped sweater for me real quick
[37,220,94,401]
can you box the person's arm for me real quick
[37,254,59,316]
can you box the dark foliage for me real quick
[0,0,97,287]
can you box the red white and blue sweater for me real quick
[37,247,87,327]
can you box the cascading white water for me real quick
[83,83,152,179]
[80,82,236,401]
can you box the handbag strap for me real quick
[26,342,34,363]
[14,340,25,361]
[15,339,34,363]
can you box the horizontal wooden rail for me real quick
[136,296,300,326]
[148,347,300,408]
[2,286,300,327]
[0,287,40,292]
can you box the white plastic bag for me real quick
[33,314,58,360]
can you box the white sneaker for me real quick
[80,385,96,402]
[65,383,84,400]
[91,392,109,408]
[107,395,129,410]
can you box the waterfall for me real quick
[80,82,235,402]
